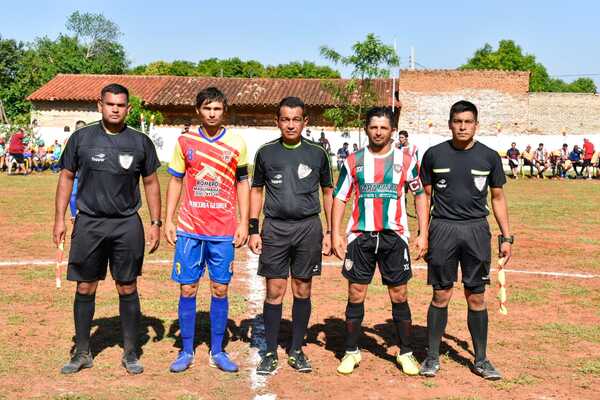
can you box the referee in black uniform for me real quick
[249,96,333,375]
[418,100,512,380]
[53,84,162,375]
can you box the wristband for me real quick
[249,218,259,235]
[151,220,163,227]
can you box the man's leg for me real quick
[178,283,199,356]
[389,284,412,355]
[426,288,453,360]
[465,288,501,380]
[344,283,367,353]
[289,277,312,353]
[208,281,239,372]
[256,278,287,375]
[116,280,143,374]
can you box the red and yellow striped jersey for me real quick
[168,128,248,240]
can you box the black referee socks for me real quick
[345,301,365,352]
[119,291,141,355]
[263,302,282,354]
[74,292,95,353]
[392,301,413,355]
[290,297,311,352]
[426,304,448,359]
[467,308,488,363]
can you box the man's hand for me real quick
[499,242,512,265]
[332,233,347,260]
[248,234,262,255]
[165,220,177,247]
[53,219,66,247]
[414,234,428,260]
[147,225,160,254]
[233,223,249,248]
[322,232,332,255]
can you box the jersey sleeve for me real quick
[235,136,249,182]
[167,140,186,178]
[407,153,424,195]
[319,148,333,188]
[419,148,434,186]
[59,132,79,172]
[251,149,266,187]
[333,159,354,202]
[489,151,507,188]
[142,135,161,177]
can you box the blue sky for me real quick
[3,0,599,84]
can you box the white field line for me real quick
[1,258,598,280]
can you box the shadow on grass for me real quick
[166,311,242,354]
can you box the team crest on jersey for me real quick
[344,258,353,271]
[119,153,133,169]
[393,163,403,173]
[187,149,194,161]
[474,176,487,191]
[298,163,312,179]
[222,150,233,163]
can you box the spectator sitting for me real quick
[557,143,572,178]
[533,143,549,179]
[0,138,6,171]
[506,142,520,179]
[352,143,359,153]
[318,130,331,153]
[33,140,48,171]
[7,128,27,175]
[569,145,584,177]
[592,150,600,179]
[549,149,561,178]
[521,145,535,177]
[582,138,595,179]
[50,139,62,173]
[336,142,350,170]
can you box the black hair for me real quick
[101,83,129,101]
[195,86,228,109]
[75,120,86,128]
[398,130,408,137]
[449,100,478,121]
[277,96,305,117]
[538,143,544,146]
[365,106,395,128]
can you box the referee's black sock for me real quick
[74,292,95,353]
[392,301,413,355]
[290,297,311,353]
[344,301,364,352]
[467,308,488,363]
[119,291,141,356]
[426,304,448,360]
[263,302,282,355]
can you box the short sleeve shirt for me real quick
[168,128,248,240]
[59,122,160,218]
[8,132,25,154]
[252,137,332,220]
[507,148,520,160]
[420,140,506,221]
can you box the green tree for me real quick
[66,11,121,59]
[126,95,164,130]
[461,40,596,93]
[0,35,24,88]
[266,61,340,78]
[319,33,398,131]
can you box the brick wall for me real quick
[398,70,530,94]
[528,92,600,134]
[31,101,100,131]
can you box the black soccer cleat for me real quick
[256,352,278,376]
[419,356,440,377]
[60,350,93,374]
[288,349,312,373]
[122,351,144,375]
[473,359,502,380]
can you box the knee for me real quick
[466,291,486,310]
[211,282,228,298]
[265,286,286,304]
[116,280,137,296]
[292,278,312,299]
[348,285,367,304]
[431,289,452,307]
[388,285,408,303]
[76,282,97,295]
[180,283,198,298]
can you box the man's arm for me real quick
[248,186,264,254]
[321,186,333,255]
[413,192,429,260]
[331,197,347,260]
[164,176,183,246]
[490,187,512,265]
[142,172,162,254]
[234,180,250,247]
[53,169,75,246]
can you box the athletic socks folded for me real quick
[263,302,283,354]
[74,292,95,353]
[467,308,488,363]
[426,303,448,359]
[392,301,413,355]
[344,301,365,352]
[119,291,141,355]
[290,297,311,352]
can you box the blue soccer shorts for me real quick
[171,235,235,285]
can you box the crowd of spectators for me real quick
[503,139,599,179]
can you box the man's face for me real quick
[98,93,130,125]
[449,111,478,143]
[511,143,516,149]
[276,106,307,142]
[197,101,225,128]
[366,116,394,149]
[538,144,544,150]
[399,134,408,146]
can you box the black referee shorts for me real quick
[342,230,412,286]
[426,218,491,293]
[67,213,145,282]
[258,216,323,280]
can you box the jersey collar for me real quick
[198,126,226,142]
[281,137,302,149]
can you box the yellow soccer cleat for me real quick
[337,350,361,375]
[396,352,420,376]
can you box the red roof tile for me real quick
[28,74,395,107]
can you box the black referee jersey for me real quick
[60,122,161,218]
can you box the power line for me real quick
[550,73,600,78]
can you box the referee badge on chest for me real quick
[119,153,134,169]
[298,163,312,179]
[473,176,487,191]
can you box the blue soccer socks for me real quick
[210,296,228,355]
[178,296,197,355]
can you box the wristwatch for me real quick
[151,220,163,227]
[498,235,514,244]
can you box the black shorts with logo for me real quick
[67,213,145,282]
[426,217,491,293]
[342,230,412,286]
[258,216,323,279]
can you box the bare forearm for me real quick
[331,198,346,236]
[491,189,511,236]
[321,187,333,231]
[54,170,75,223]
[165,177,183,223]
[414,193,429,235]
[237,180,250,222]
[249,187,264,219]
[143,174,162,221]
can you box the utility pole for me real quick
[0,99,8,124]
[410,46,416,70]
